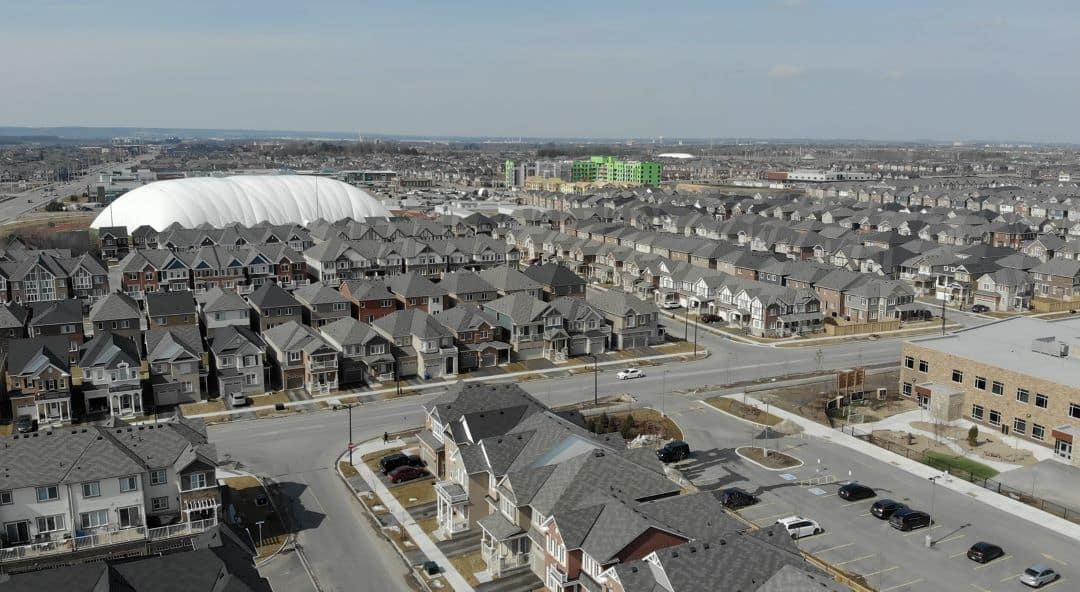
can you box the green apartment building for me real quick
[570,156,661,186]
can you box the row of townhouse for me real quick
[0,246,110,306]
[0,417,222,567]
[415,382,847,592]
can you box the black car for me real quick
[967,542,1005,564]
[14,416,37,434]
[837,483,876,501]
[870,499,907,520]
[971,304,990,313]
[378,453,423,475]
[656,440,690,463]
[718,488,757,509]
[889,508,931,531]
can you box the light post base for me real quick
[924,534,933,548]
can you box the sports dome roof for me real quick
[91,175,390,231]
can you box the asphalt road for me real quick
[0,157,144,223]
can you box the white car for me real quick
[616,368,645,380]
[1020,565,1059,588]
[776,515,822,539]
[228,392,248,407]
[659,301,681,310]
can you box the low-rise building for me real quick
[339,278,398,323]
[263,320,339,394]
[145,291,198,329]
[88,291,145,342]
[318,317,395,386]
[78,332,146,420]
[372,309,458,379]
[145,326,206,407]
[588,290,662,350]
[5,336,74,425]
[293,282,352,327]
[207,326,267,399]
[197,287,251,338]
[247,283,302,333]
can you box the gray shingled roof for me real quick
[479,266,542,293]
[523,262,586,288]
[483,293,553,324]
[247,283,300,310]
[89,291,142,322]
[199,286,250,313]
[145,291,197,316]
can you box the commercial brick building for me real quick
[899,317,1080,466]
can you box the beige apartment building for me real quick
[899,317,1080,467]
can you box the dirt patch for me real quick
[388,478,436,509]
[707,397,783,426]
[585,408,683,440]
[180,399,226,417]
[416,516,440,536]
[448,549,486,587]
[909,421,1034,465]
[339,460,359,479]
[224,476,286,559]
[737,446,802,469]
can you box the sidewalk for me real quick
[343,438,475,592]
[725,393,1080,543]
[183,348,708,420]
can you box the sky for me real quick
[3,0,1080,142]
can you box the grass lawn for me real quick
[923,451,999,480]
[416,516,440,536]
[180,399,225,416]
[362,446,404,473]
[224,476,287,559]
[0,423,12,437]
[706,397,783,426]
[339,460,359,479]
[448,549,486,587]
[388,478,436,508]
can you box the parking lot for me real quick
[675,433,1077,592]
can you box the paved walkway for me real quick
[725,392,1080,543]
[344,438,475,592]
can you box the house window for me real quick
[971,404,984,420]
[150,469,167,486]
[1070,403,1080,419]
[118,506,141,529]
[0,490,12,505]
[36,485,59,502]
[902,382,912,396]
[184,472,209,491]
[918,360,928,373]
[1035,393,1049,408]
[951,370,963,384]
[151,496,170,512]
[974,376,986,390]
[119,476,138,492]
[82,481,101,498]
[81,509,109,529]
[1012,418,1027,435]
[991,381,1004,396]
[36,515,64,533]
[1016,388,1030,404]
[369,343,386,355]
[988,409,1001,426]
[288,351,302,363]
[1032,424,1046,441]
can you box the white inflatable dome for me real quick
[91,175,391,231]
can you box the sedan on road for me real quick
[966,541,1005,564]
[388,466,429,484]
[718,488,757,509]
[1020,564,1059,588]
[776,515,822,539]
[970,304,990,313]
[837,482,876,501]
[870,499,907,519]
[616,368,645,380]
[888,508,932,531]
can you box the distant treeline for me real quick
[536,143,630,158]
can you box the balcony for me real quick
[309,359,338,370]
[0,517,216,564]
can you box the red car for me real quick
[388,465,429,484]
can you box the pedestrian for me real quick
[383,431,389,444]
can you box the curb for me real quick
[218,467,292,569]
[734,446,805,471]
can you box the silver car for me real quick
[1020,564,1058,588]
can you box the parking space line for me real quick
[863,566,899,578]
[880,578,922,591]
[815,542,854,554]
[950,551,969,558]
[902,529,928,537]
[753,512,790,523]
[1040,577,1066,590]
[936,533,966,545]
[1000,573,1022,583]
[834,553,876,566]
[974,555,1010,570]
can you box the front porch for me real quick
[36,396,72,425]
[478,512,531,579]
[434,481,470,537]
[85,384,143,420]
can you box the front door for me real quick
[1056,439,1073,461]
[445,357,455,374]
[118,506,141,529]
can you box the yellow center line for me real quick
[879,577,921,591]
[974,555,1011,570]
[863,566,899,578]
[814,542,854,554]
[834,553,876,566]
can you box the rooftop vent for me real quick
[1031,336,1069,358]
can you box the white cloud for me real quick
[769,64,805,78]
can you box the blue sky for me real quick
[3,0,1079,142]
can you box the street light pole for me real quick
[592,354,598,406]
[256,520,265,549]
[926,474,941,547]
[692,313,698,358]
[346,403,355,466]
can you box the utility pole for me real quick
[940,294,946,336]
[346,403,355,466]
[593,354,599,406]
[692,314,699,358]
[926,474,941,548]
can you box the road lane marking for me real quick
[880,578,922,591]
[1000,573,1022,582]
[950,551,969,558]
[834,554,876,566]
[974,555,1010,570]
[863,566,899,578]
[936,533,966,545]
[814,542,854,554]
[1041,553,1069,567]
[902,529,928,537]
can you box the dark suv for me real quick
[656,440,690,463]
[870,499,907,520]
[379,453,423,475]
[889,508,931,531]
[837,482,876,501]
[718,488,757,509]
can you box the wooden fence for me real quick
[823,319,901,336]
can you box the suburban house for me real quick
[293,282,352,327]
[0,418,221,563]
[440,270,498,307]
[247,283,303,333]
[1031,258,1080,301]
[372,309,458,379]
[974,268,1034,312]
[145,291,198,328]
[550,296,610,355]
[479,266,544,300]
[78,332,146,420]
[386,272,448,314]
[5,336,74,425]
[97,226,131,260]
[588,291,662,350]
[28,299,85,360]
[0,302,28,353]
[482,293,568,361]
[338,278,398,323]
[262,320,339,393]
[436,305,510,371]
[318,317,395,386]
[88,292,145,343]
[145,326,206,407]
[523,263,587,301]
[197,287,252,338]
[207,326,267,399]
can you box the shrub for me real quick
[967,425,979,446]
